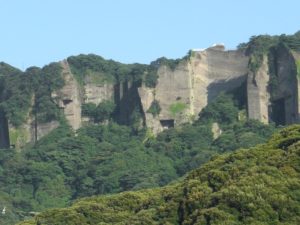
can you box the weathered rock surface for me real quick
[272,46,299,124]
[53,60,82,130]
[3,44,300,147]
[212,122,222,140]
[247,56,270,123]
[139,46,249,133]
[84,77,114,105]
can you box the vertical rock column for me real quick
[54,60,82,130]
[0,110,10,148]
[247,56,270,123]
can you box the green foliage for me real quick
[0,62,64,126]
[0,64,32,126]
[94,100,116,123]
[246,35,278,73]
[82,100,115,123]
[0,91,277,224]
[32,63,64,123]
[144,69,158,87]
[242,31,300,73]
[147,100,161,117]
[18,125,300,225]
[81,102,97,118]
[169,102,186,116]
[67,54,148,85]
[155,57,182,71]
[198,93,238,125]
[144,56,185,88]
[279,34,300,51]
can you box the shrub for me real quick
[147,100,161,117]
[169,102,186,116]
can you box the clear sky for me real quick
[1,0,300,70]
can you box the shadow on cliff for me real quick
[113,80,146,129]
[0,109,10,148]
[207,75,247,104]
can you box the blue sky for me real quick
[1,0,300,70]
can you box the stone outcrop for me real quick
[8,120,59,150]
[139,46,249,133]
[212,122,222,140]
[2,44,300,148]
[271,46,299,124]
[53,60,82,130]
[84,76,114,105]
[247,56,270,124]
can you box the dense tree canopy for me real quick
[17,125,300,225]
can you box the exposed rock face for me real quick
[212,122,222,140]
[271,46,299,124]
[84,77,114,105]
[34,121,60,140]
[138,86,162,133]
[139,47,249,133]
[247,56,270,123]
[2,44,300,148]
[6,114,60,150]
[53,60,82,130]
[293,51,300,120]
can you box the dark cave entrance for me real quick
[271,98,286,125]
[160,119,175,129]
[0,110,10,149]
[62,99,73,106]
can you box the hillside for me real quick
[0,31,300,224]
[18,125,300,225]
[0,93,276,225]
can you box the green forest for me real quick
[17,125,300,225]
[0,93,275,225]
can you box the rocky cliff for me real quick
[139,45,249,133]
[1,34,300,148]
[247,55,270,123]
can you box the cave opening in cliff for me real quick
[271,98,286,125]
[0,110,10,149]
[160,119,174,129]
[63,99,73,105]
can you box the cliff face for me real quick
[139,46,249,133]
[270,46,299,124]
[52,60,82,130]
[1,42,300,148]
[247,56,270,123]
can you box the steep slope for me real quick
[18,125,300,225]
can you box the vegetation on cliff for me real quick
[238,31,300,73]
[18,125,300,225]
[82,100,116,123]
[146,100,161,117]
[0,62,64,127]
[67,54,187,89]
